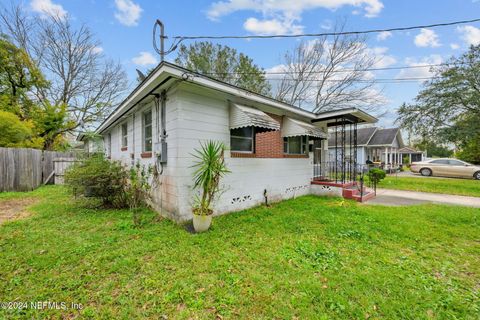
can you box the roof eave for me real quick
[314,107,378,124]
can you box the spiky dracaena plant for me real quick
[191,141,230,215]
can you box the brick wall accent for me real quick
[230,113,309,159]
[231,152,256,158]
[255,130,284,158]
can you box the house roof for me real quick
[368,128,401,146]
[328,127,403,147]
[94,61,377,135]
[327,127,377,146]
[399,146,424,154]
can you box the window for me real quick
[121,123,128,148]
[231,127,254,152]
[449,160,465,166]
[284,136,308,154]
[143,110,152,152]
[431,159,449,165]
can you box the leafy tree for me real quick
[0,35,47,119]
[413,139,453,158]
[0,36,72,150]
[175,42,271,96]
[32,102,74,150]
[0,110,39,148]
[0,5,128,133]
[397,45,480,163]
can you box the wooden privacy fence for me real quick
[0,147,76,192]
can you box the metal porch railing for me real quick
[313,161,369,185]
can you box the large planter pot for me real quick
[192,213,212,233]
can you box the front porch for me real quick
[310,111,376,202]
[367,146,402,172]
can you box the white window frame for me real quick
[230,126,254,153]
[143,109,153,152]
[284,136,308,155]
[121,122,128,148]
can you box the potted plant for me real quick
[191,141,230,232]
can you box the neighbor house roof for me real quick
[368,128,401,146]
[93,61,377,135]
[327,127,377,146]
[328,127,404,147]
[399,146,424,154]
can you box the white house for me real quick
[328,127,406,168]
[82,62,377,222]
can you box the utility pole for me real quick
[154,19,165,61]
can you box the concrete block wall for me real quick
[105,82,331,222]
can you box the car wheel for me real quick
[420,168,432,176]
[474,171,480,180]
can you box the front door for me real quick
[313,139,323,178]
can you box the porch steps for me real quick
[311,180,375,203]
[342,186,375,203]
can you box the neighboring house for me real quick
[80,62,377,222]
[328,127,405,168]
[398,146,426,164]
[77,133,104,154]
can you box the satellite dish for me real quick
[136,69,146,81]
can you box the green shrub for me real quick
[64,154,128,208]
[367,168,386,185]
[125,162,153,226]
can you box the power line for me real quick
[198,62,462,76]
[170,18,480,40]
[263,77,438,82]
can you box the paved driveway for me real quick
[366,188,480,208]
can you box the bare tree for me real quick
[0,4,128,132]
[274,21,384,113]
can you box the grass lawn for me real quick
[0,186,479,319]
[378,176,480,197]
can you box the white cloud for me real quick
[243,17,303,35]
[376,31,392,41]
[114,0,142,26]
[132,52,158,66]
[367,47,396,68]
[92,46,104,54]
[207,0,384,35]
[450,43,460,50]
[396,55,442,80]
[320,19,332,30]
[30,0,67,19]
[457,25,480,46]
[414,28,441,48]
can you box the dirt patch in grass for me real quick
[0,198,38,224]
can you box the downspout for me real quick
[160,90,167,149]
[131,113,136,166]
[153,90,168,164]
[153,90,168,217]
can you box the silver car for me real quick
[410,158,480,180]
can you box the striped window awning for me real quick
[282,117,327,139]
[230,104,280,130]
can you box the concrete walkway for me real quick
[366,188,480,208]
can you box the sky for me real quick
[14,0,480,127]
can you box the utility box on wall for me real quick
[158,141,167,163]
